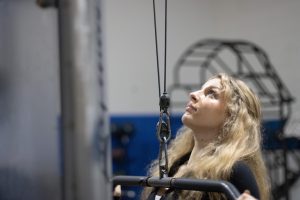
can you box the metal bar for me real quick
[113,176,240,200]
[58,0,111,200]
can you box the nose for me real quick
[189,91,199,102]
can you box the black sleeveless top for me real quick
[146,153,260,200]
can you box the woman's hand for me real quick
[113,185,121,200]
[237,190,257,200]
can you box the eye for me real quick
[206,89,218,99]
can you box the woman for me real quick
[142,73,270,200]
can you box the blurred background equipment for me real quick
[111,122,135,174]
[0,0,112,200]
[58,0,112,199]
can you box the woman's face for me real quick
[182,78,227,133]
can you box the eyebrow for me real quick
[201,85,222,91]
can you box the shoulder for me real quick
[231,161,254,178]
[229,161,260,199]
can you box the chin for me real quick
[181,113,190,126]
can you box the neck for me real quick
[193,127,219,147]
[187,128,219,165]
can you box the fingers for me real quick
[244,190,250,195]
[237,190,257,200]
[113,185,121,197]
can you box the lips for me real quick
[186,102,197,113]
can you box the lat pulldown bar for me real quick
[113,175,240,200]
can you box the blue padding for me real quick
[261,119,300,150]
[262,120,285,150]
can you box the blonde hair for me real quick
[142,73,270,200]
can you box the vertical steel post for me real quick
[58,0,111,199]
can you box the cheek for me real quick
[216,107,227,126]
[216,110,226,125]
[207,103,226,123]
[205,101,225,114]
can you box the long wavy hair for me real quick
[141,73,270,200]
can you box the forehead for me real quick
[201,78,222,89]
